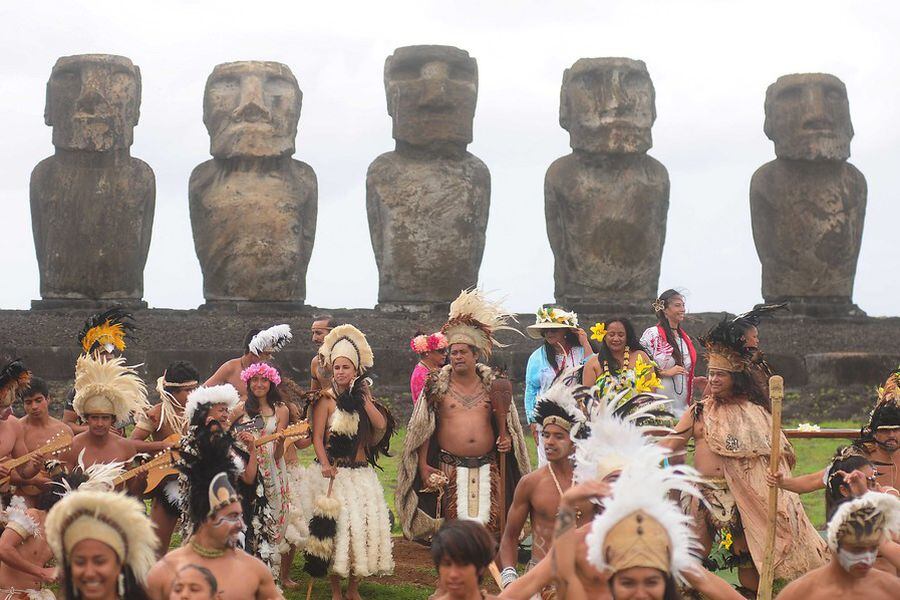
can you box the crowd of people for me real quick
[0,288,899,600]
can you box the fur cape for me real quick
[395,363,532,540]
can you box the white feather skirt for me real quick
[282,462,317,551]
[329,466,394,578]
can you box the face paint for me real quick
[837,548,878,571]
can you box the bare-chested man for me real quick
[0,496,57,599]
[205,328,268,401]
[64,354,172,491]
[0,359,44,496]
[396,290,531,541]
[145,473,282,600]
[13,377,72,506]
[132,361,200,553]
[309,315,335,390]
[778,492,900,600]
[499,387,591,594]
[660,334,826,592]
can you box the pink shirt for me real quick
[410,362,431,404]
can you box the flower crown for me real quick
[410,332,449,354]
[240,362,281,386]
[536,307,578,328]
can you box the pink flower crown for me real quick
[240,362,282,386]
[410,332,449,354]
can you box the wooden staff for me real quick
[490,376,513,537]
[757,375,783,600]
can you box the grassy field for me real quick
[280,421,853,598]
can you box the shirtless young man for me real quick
[659,336,825,592]
[205,328,268,401]
[778,492,900,600]
[432,520,501,600]
[498,386,591,595]
[132,361,200,553]
[145,474,282,600]
[0,360,44,495]
[0,496,57,599]
[64,355,172,490]
[13,377,72,506]
[309,315,335,391]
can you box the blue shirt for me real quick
[524,345,586,423]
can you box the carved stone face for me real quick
[45,54,141,152]
[384,45,478,147]
[764,73,853,161]
[560,58,656,154]
[203,61,301,159]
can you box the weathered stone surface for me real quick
[751,73,867,316]
[189,61,317,306]
[30,54,154,307]
[367,46,489,308]
[546,58,668,312]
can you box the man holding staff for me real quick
[660,318,825,593]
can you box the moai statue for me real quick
[189,61,317,309]
[367,45,489,310]
[30,54,155,308]
[545,58,669,313]
[750,74,867,316]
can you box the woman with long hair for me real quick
[640,289,704,417]
[524,306,592,465]
[582,317,651,387]
[230,362,291,580]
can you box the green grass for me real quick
[168,422,851,598]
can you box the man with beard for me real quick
[12,377,72,506]
[660,319,826,593]
[204,324,291,401]
[309,315,335,391]
[145,384,280,600]
[778,492,900,599]
[498,375,590,596]
[395,290,531,540]
[1,360,57,496]
[855,367,900,490]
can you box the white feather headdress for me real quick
[574,387,673,484]
[249,324,293,356]
[319,324,374,373]
[73,354,150,422]
[532,368,588,439]
[827,491,900,551]
[442,289,521,358]
[184,384,240,426]
[585,464,703,582]
[53,449,126,496]
[45,490,158,584]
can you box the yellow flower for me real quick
[719,530,734,551]
[635,370,662,394]
[590,322,607,343]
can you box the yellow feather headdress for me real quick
[73,354,150,422]
[441,289,520,358]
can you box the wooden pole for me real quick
[757,375,784,600]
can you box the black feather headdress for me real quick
[176,420,240,533]
[731,303,789,329]
[77,308,137,354]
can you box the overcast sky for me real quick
[1,1,897,316]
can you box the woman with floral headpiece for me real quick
[524,306,592,466]
[229,362,291,580]
[409,330,448,405]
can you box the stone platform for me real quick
[1,308,898,424]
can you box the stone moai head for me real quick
[45,54,142,152]
[764,73,853,161]
[203,61,302,159]
[384,45,478,147]
[560,58,656,154]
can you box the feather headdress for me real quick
[876,365,900,406]
[45,489,158,584]
[730,303,788,330]
[248,324,293,356]
[53,449,126,496]
[826,492,900,551]
[319,324,374,373]
[72,354,149,422]
[184,384,240,428]
[701,318,750,373]
[533,368,589,439]
[3,496,39,540]
[0,357,31,408]
[442,289,521,358]
[78,308,136,354]
[586,464,703,582]
[574,387,670,483]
